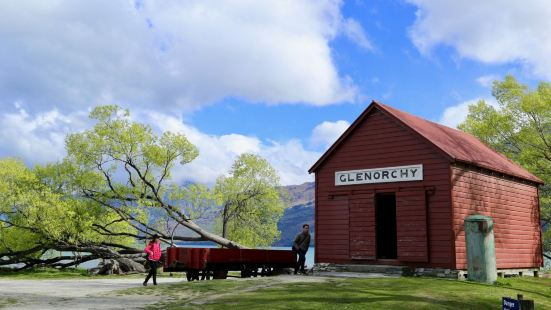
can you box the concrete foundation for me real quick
[458,268,541,280]
[313,263,541,280]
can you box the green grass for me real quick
[2,269,549,309]
[0,297,18,308]
[0,267,90,279]
[124,276,551,310]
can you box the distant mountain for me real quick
[273,182,315,247]
[167,181,316,247]
[273,200,315,247]
[282,182,315,207]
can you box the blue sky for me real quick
[0,0,549,185]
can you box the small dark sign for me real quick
[502,297,520,310]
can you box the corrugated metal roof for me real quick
[309,100,543,184]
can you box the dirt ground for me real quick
[0,278,184,309]
[0,275,334,309]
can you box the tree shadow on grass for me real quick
[156,277,551,309]
[212,290,495,309]
[450,278,551,300]
[213,277,550,309]
[208,284,497,309]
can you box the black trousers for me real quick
[294,249,307,273]
[144,259,159,284]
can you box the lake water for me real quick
[271,246,315,268]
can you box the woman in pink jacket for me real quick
[143,234,162,286]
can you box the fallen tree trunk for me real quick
[90,257,146,275]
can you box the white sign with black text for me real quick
[335,164,423,186]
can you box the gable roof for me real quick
[309,100,543,184]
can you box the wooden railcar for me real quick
[164,247,296,281]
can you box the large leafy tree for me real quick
[214,154,285,247]
[458,75,551,251]
[1,105,287,270]
[63,105,241,248]
[0,158,136,269]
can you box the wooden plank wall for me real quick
[315,109,453,268]
[316,194,350,262]
[451,165,543,269]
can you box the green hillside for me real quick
[273,201,315,247]
[273,182,315,247]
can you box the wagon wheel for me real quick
[213,270,228,279]
[240,269,251,278]
[187,270,199,281]
[200,270,212,280]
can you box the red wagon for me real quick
[164,247,296,281]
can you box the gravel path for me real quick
[0,274,380,309]
[0,278,184,309]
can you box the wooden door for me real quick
[396,189,428,262]
[349,193,376,260]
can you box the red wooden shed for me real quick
[309,101,543,275]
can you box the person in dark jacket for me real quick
[292,224,311,275]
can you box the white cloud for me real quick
[438,98,498,128]
[476,75,500,88]
[342,18,373,51]
[137,110,320,185]
[0,1,371,184]
[310,120,350,149]
[141,111,257,184]
[408,0,551,80]
[0,0,368,113]
[218,134,261,155]
[0,104,89,163]
[0,106,320,185]
[261,140,320,186]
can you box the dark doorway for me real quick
[376,193,397,259]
